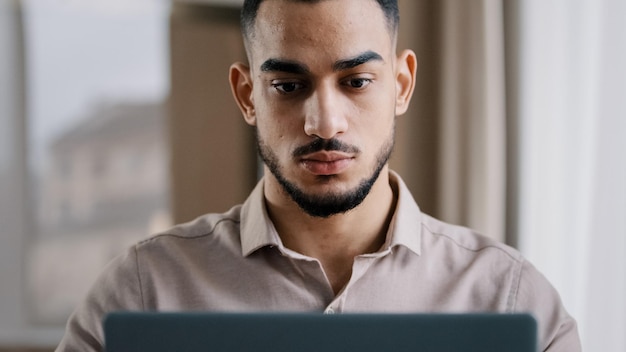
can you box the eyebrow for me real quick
[259,50,384,75]
[332,50,384,71]
[260,59,310,74]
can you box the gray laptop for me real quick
[104,312,537,352]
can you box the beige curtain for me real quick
[393,0,507,242]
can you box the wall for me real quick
[169,3,257,223]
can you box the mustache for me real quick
[292,138,361,158]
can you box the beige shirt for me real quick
[57,172,581,351]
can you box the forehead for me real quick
[248,0,393,70]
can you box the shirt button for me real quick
[324,307,335,314]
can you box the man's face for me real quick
[242,0,402,217]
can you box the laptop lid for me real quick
[104,312,537,352]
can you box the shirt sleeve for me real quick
[513,259,582,352]
[55,246,144,352]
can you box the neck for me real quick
[264,168,397,294]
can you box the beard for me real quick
[256,127,395,218]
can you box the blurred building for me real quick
[28,101,171,324]
[39,101,170,240]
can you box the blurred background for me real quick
[0,0,623,351]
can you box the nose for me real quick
[303,84,348,139]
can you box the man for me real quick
[57,0,581,351]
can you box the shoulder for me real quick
[419,213,523,264]
[136,204,243,250]
[417,216,580,349]
[85,205,243,294]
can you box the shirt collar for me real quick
[240,171,422,257]
[385,170,422,256]
[240,180,283,256]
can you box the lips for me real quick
[300,151,354,175]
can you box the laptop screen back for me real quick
[104,312,537,352]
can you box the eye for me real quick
[272,81,305,94]
[344,77,372,89]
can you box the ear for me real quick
[229,62,256,126]
[394,49,418,116]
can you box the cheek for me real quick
[351,99,395,151]
[255,115,301,159]
[256,114,298,142]
[353,94,395,129]
[256,103,305,141]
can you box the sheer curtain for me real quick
[515,0,626,350]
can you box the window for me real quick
[22,0,171,326]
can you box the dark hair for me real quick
[240,0,399,42]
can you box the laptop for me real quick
[104,312,537,352]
